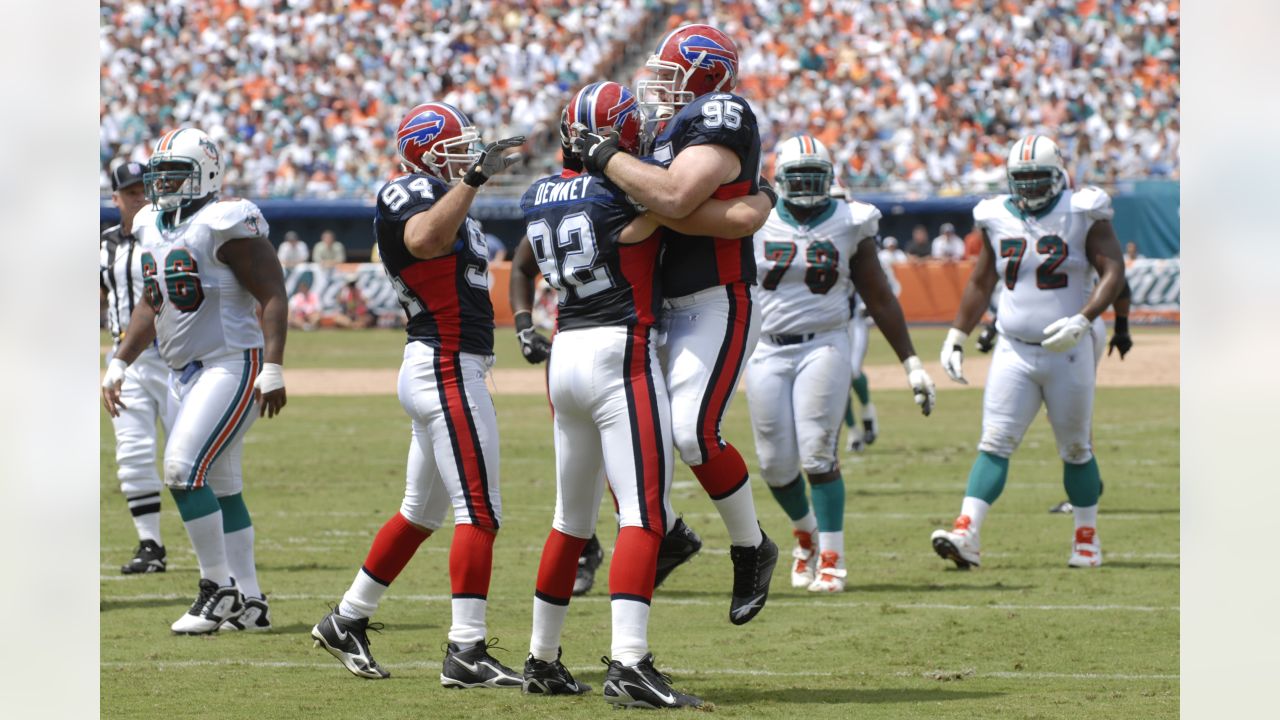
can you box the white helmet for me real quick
[774,135,833,208]
[145,128,224,211]
[1005,135,1067,211]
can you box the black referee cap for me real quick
[111,161,145,191]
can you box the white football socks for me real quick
[715,485,764,548]
[223,526,260,598]
[960,496,991,534]
[792,509,818,537]
[449,597,487,645]
[182,512,231,586]
[819,531,845,567]
[611,598,650,667]
[1073,503,1099,532]
[339,570,387,619]
[530,597,569,662]
[126,492,163,544]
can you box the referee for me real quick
[101,160,171,574]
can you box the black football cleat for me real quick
[121,539,167,574]
[573,534,604,596]
[522,647,592,695]
[311,610,390,679]
[441,638,522,689]
[602,654,703,709]
[654,517,702,588]
[728,529,778,625]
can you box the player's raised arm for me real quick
[852,237,936,415]
[220,235,288,417]
[508,236,551,364]
[101,299,158,417]
[939,232,999,384]
[403,137,524,260]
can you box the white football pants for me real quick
[163,349,261,497]
[396,342,502,531]
[548,326,673,537]
[110,347,174,495]
[746,327,851,487]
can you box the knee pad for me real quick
[163,458,195,490]
[1058,442,1094,465]
[671,418,706,466]
[977,430,1019,459]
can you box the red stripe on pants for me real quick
[450,523,496,597]
[439,354,496,528]
[627,329,665,533]
[699,284,750,461]
[609,526,661,601]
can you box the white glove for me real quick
[940,327,968,384]
[1041,313,1091,352]
[903,355,937,416]
[254,362,286,394]
[102,357,128,391]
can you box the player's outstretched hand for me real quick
[904,356,937,416]
[940,327,968,384]
[571,123,621,175]
[514,312,552,364]
[101,358,128,418]
[1041,313,1090,352]
[463,136,526,187]
[253,362,288,418]
[1108,316,1133,359]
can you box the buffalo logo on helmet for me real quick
[678,34,738,73]
[398,110,447,155]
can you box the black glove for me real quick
[757,177,778,207]
[571,124,621,175]
[1108,316,1132,359]
[514,311,551,364]
[975,322,997,353]
[463,135,526,188]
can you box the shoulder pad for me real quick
[1070,186,1114,221]
[846,200,882,238]
[207,199,270,240]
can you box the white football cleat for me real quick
[172,579,244,634]
[790,529,817,588]
[931,515,981,569]
[807,551,846,593]
[1068,526,1102,568]
[220,594,271,632]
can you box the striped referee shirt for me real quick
[100,223,143,346]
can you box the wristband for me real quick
[514,311,534,333]
[944,327,969,350]
[255,362,285,393]
[462,167,487,188]
[903,355,924,374]
[1114,316,1129,334]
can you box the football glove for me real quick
[1041,313,1090,352]
[571,124,621,175]
[940,327,969,384]
[514,311,552,364]
[1108,316,1133,359]
[904,356,937,416]
[463,136,526,188]
[975,322,997,353]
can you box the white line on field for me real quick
[97,658,1177,682]
[100,592,1176,612]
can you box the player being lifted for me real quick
[101,161,173,575]
[747,136,935,593]
[102,128,288,633]
[575,23,780,624]
[932,136,1125,569]
[520,82,772,708]
[311,103,525,685]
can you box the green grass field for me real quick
[100,330,1179,719]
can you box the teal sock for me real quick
[170,485,221,522]
[217,493,253,533]
[1063,457,1102,507]
[964,451,1010,504]
[852,373,870,406]
[810,475,845,532]
[769,475,811,521]
[843,393,856,428]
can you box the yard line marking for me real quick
[100,592,1176,612]
[98,658,1177,682]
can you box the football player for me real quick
[520,82,771,708]
[310,102,525,685]
[101,160,172,574]
[574,23,780,625]
[746,135,935,593]
[102,128,288,633]
[933,135,1125,569]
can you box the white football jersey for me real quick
[754,200,880,336]
[132,199,269,369]
[974,187,1113,344]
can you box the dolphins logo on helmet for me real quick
[395,102,481,185]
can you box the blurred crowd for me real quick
[99,0,654,198]
[713,0,1179,194]
[101,0,1178,199]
